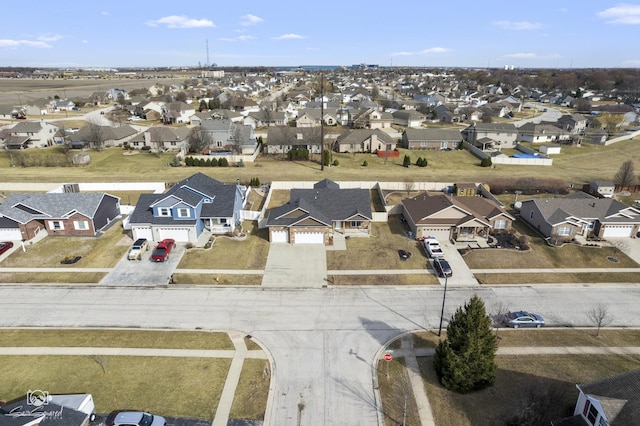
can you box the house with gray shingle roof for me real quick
[334,129,396,153]
[519,195,640,241]
[401,128,462,150]
[4,121,60,149]
[0,192,120,241]
[266,179,372,244]
[128,172,248,243]
[517,122,571,143]
[392,110,426,127]
[461,122,518,149]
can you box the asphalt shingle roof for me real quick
[0,193,116,224]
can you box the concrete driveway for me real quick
[100,243,186,286]
[261,244,327,288]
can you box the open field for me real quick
[1,138,639,187]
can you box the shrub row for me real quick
[184,156,230,167]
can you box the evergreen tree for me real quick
[323,149,331,166]
[433,295,497,393]
[480,157,492,168]
[199,99,207,111]
[403,154,411,168]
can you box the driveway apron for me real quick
[261,244,327,288]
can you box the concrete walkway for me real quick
[0,333,267,426]
[400,336,436,426]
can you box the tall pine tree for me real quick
[433,295,497,393]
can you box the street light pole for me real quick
[437,274,449,337]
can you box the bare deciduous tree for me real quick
[403,177,415,196]
[187,127,207,154]
[587,304,613,337]
[614,160,636,187]
[86,118,105,151]
[491,302,510,339]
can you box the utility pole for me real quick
[320,72,324,171]
[437,274,449,337]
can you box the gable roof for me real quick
[577,368,640,425]
[0,193,117,224]
[336,129,395,146]
[522,198,640,224]
[403,128,462,141]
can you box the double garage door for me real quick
[294,232,324,244]
[157,227,191,242]
[602,225,634,238]
[0,228,22,241]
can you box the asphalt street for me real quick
[2,284,640,425]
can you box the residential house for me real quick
[161,101,195,124]
[401,128,462,150]
[392,110,426,128]
[351,108,393,129]
[244,109,287,128]
[47,99,75,113]
[106,88,129,102]
[0,192,120,241]
[127,126,190,152]
[517,122,571,143]
[69,124,137,148]
[264,126,322,155]
[557,114,589,134]
[0,105,23,119]
[129,172,249,243]
[229,97,259,113]
[461,122,518,150]
[402,192,515,241]
[296,109,338,127]
[333,129,396,153]
[199,118,256,154]
[135,100,165,119]
[552,368,640,426]
[519,195,640,241]
[266,179,372,245]
[434,104,461,123]
[479,102,508,118]
[3,121,60,149]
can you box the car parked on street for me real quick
[504,311,545,328]
[151,239,175,262]
[105,410,166,426]
[0,241,14,256]
[128,238,150,260]
[433,258,453,278]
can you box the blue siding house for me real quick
[128,173,248,243]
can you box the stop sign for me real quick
[383,353,392,362]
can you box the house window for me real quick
[177,208,190,218]
[494,220,507,230]
[421,141,427,147]
[556,226,572,236]
[74,221,89,230]
[216,140,223,147]
[171,141,177,146]
[220,218,227,224]
[583,400,599,424]
[50,221,64,231]
[158,207,171,217]
[351,221,362,227]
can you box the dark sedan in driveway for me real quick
[504,311,545,328]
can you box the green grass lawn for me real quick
[229,358,270,420]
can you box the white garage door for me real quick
[602,225,633,238]
[133,226,153,241]
[157,227,191,242]
[271,230,289,243]
[0,228,22,241]
[294,232,324,244]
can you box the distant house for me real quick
[519,195,640,241]
[266,179,372,244]
[244,109,287,128]
[557,114,589,134]
[296,109,338,127]
[351,108,393,129]
[199,118,256,154]
[69,124,137,148]
[461,122,518,150]
[402,192,514,241]
[0,192,120,241]
[128,126,190,152]
[161,101,196,124]
[128,172,248,243]
[401,128,462,150]
[265,126,322,155]
[334,129,396,153]
[552,368,640,426]
[3,121,60,149]
[392,110,426,127]
[517,122,571,143]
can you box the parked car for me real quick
[128,238,150,260]
[0,241,14,255]
[423,237,444,258]
[433,258,453,278]
[105,410,166,426]
[151,239,175,262]
[504,311,545,328]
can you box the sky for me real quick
[2,1,640,69]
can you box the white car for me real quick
[423,237,444,258]
[106,410,166,426]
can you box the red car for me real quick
[151,239,175,262]
[0,241,14,255]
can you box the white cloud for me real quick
[147,15,215,29]
[493,20,543,30]
[38,34,63,42]
[240,14,263,26]
[0,39,52,48]
[392,47,449,56]
[598,4,640,24]
[504,53,539,59]
[219,35,255,42]
[100,11,110,16]
[273,33,304,40]
[82,40,89,44]
[237,35,255,41]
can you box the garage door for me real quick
[602,225,633,238]
[271,230,289,243]
[0,228,22,241]
[294,232,324,244]
[157,227,191,242]
[133,226,153,241]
